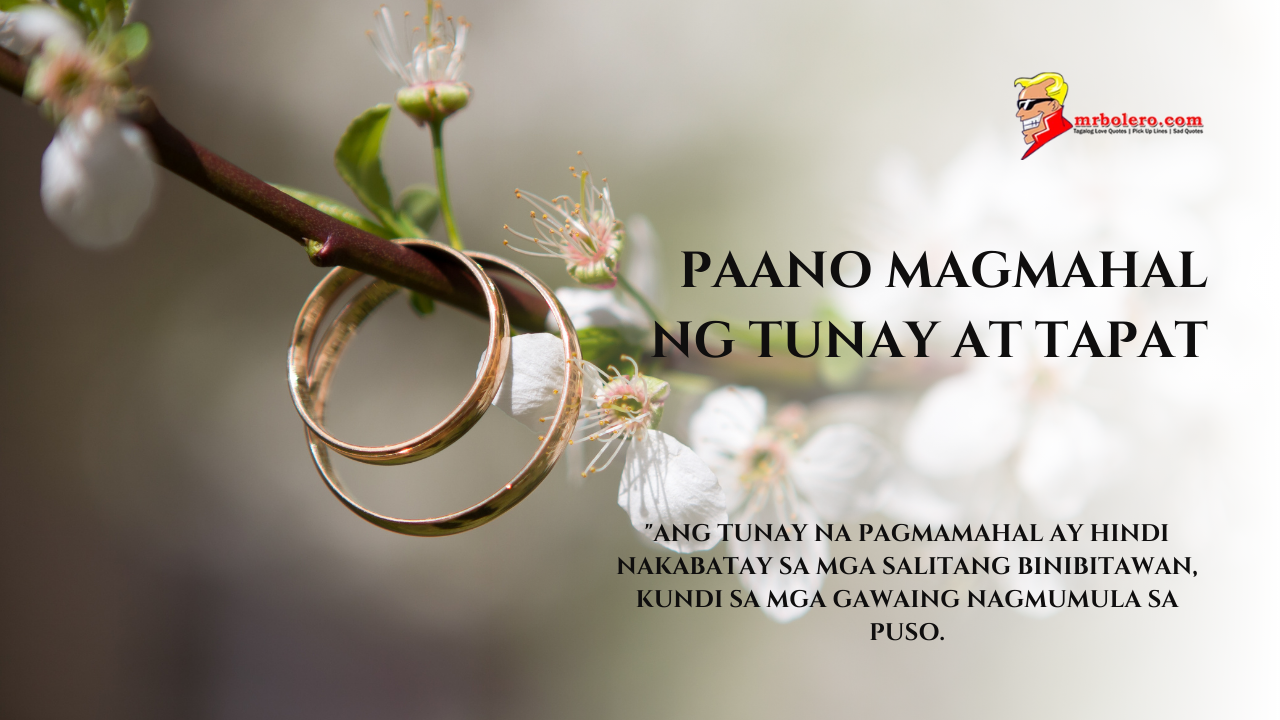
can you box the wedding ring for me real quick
[288,239,509,465]
[305,252,583,536]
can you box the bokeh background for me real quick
[1,0,1276,717]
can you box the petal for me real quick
[444,22,467,80]
[1015,400,1114,519]
[729,497,828,623]
[1,6,82,56]
[0,13,22,55]
[689,385,766,483]
[547,287,644,333]
[901,369,1026,480]
[376,7,405,59]
[618,431,727,553]
[791,424,884,522]
[483,332,565,433]
[41,110,156,249]
[622,214,663,301]
[580,359,605,399]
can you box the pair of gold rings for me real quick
[288,240,582,536]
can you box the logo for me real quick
[1014,72,1072,160]
[1073,113,1203,134]
[1014,72,1206,157]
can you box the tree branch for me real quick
[0,47,547,331]
[0,44,25,95]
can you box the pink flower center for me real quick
[741,437,790,488]
[566,223,617,267]
[40,51,104,115]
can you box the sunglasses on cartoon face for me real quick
[1016,98,1056,111]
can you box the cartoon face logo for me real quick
[1013,72,1073,159]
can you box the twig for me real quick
[1,48,866,397]
[0,47,547,331]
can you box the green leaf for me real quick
[56,0,116,31]
[408,292,435,316]
[0,1,32,12]
[102,0,123,32]
[397,184,439,236]
[110,22,149,62]
[272,184,396,238]
[576,326,643,371]
[334,104,420,236]
[54,0,95,28]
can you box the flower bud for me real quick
[565,254,619,289]
[41,107,156,249]
[395,81,471,125]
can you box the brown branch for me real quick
[0,44,25,95]
[1,50,904,403]
[0,47,547,331]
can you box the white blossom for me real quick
[835,136,1216,523]
[505,170,623,288]
[690,386,884,621]
[548,287,646,335]
[5,4,156,249]
[40,102,155,252]
[369,2,467,88]
[622,214,663,302]
[901,355,1117,520]
[0,4,82,57]
[487,333,726,553]
[368,2,470,124]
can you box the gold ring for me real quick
[288,240,510,465]
[305,252,583,536]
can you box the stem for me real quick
[429,119,462,250]
[616,273,660,324]
[0,47,549,328]
[0,48,885,398]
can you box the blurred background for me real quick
[0,0,1275,717]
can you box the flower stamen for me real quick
[505,164,623,288]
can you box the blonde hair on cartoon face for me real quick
[1014,72,1068,105]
